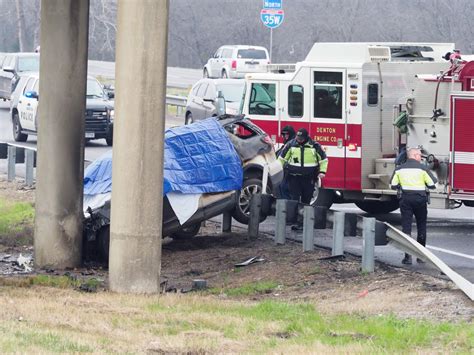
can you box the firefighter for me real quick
[279,128,328,219]
[276,125,296,199]
[390,147,437,265]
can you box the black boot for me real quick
[402,253,412,265]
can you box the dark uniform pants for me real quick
[288,174,315,204]
[399,194,427,246]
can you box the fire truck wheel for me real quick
[311,188,335,208]
[355,200,400,214]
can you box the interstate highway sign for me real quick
[263,0,282,9]
[260,9,284,29]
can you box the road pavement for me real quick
[88,61,202,89]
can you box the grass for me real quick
[0,285,472,353]
[0,197,34,246]
[208,280,279,296]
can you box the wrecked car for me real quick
[83,116,282,260]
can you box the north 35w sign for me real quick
[260,9,284,29]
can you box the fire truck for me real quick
[241,42,474,213]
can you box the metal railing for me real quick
[247,196,474,301]
[0,143,36,186]
[166,94,187,117]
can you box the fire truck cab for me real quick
[241,42,474,212]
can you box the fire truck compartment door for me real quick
[450,95,474,194]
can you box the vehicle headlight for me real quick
[108,109,115,122]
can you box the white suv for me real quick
[203,45,269,79]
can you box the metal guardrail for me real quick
[247,197,474,301]
[166,94,187,116]
[0,143,36,186]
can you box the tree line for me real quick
[1,0,473,69]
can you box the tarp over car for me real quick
[83,118,243,199]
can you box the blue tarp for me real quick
[83,118,243,196]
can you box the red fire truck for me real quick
[241,42,474,212]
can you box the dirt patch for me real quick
[161,226,473,322]
[0,176,472,323]
[0,178,35,205]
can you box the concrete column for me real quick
[109,0,169,293]
[34,0,89,269]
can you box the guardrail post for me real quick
[302,205,315,252]
[362,217,376,272]
[221,212,232,233]
[248,193,262,239]
[7,146,16,181]
[275,199,287,245]
[332,211,345,256]
[25,150,35,186]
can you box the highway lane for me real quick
[88,61,202,89]
[0,100,184,163]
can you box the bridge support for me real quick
[34,0,89,268]
[109,0,169,293]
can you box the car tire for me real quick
[106,129,113,146]
[203,68,209,78]
[185,112,194,125]
[355,200,400,214]
[232,178,270,225]
[97,225,110,261]
[311,187,335,209]
[12,112,27,142]
[171,223,201,239]
[221,70,228,79]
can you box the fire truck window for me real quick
[314,71,342,85]
[313,71,343,119]
[249,83,276,116]
[288,85,304,118]
[368,83,378,106]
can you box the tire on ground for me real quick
[232,178,269,225]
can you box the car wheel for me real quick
[106,129,113,146]
[12,112,27,142]
[171,223,201,239]
[232,178,270,225]
[311,187,335,209]
[97,225,110,261]
[203,68,209,78]
[221,70,228,79]
[185,112,194,125]
[355,200,399,214]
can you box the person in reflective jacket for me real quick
[276,125,296,199]
[278,128,328,205]
[390,147,437,265]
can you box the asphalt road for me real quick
[88,61,202,89]
[1,95,473,284]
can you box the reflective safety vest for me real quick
[390,159,437,196]
[278,139,328,177]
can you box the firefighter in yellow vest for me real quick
[279,128,328,205]
[390,148,437,265]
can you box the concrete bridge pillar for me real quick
[109,0,169,293]
[34,0,89,269]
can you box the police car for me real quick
[11,73,114,145]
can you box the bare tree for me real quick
[14,0,26,51]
